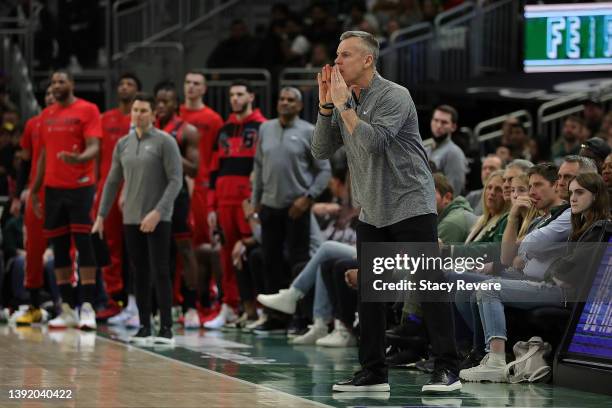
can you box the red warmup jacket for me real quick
[208,109,266,209]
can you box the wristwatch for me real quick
[319,102,334,110]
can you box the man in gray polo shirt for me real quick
[252,88,331,305]
[312,30,460,393]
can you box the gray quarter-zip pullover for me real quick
[252,118,331,209]
[311,72,436,228]
[98,127,183,224]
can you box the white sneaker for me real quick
[49,303,79,329]
[291,320,328,345]
[316,321,357,347]
[78,303,97,330]
[9,305,30,325]
[256,287,302,315]
[183,308,201,329]
[203,304,237,330]
[107,307,137,325]
[459,354,507,383]
[125,313,141,328]
[0,307,9,323]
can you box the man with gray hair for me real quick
[312,30,461,393]
[556,155,598,201]
[252,87,331,315]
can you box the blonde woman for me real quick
[500,174,540,265]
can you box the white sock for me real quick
[127,295,137,312]
[488,351,506,366]
[312,317,328,330]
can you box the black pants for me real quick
[322,258,358,328]
[124,222,172,329]
[235,245,266,303]
[260,205,311,294]
[357,214,459,378]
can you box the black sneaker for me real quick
[128,327,152,344]
[459,348,486,370]
[152,326,175,345]
[333,370,390,392]
[386,348,425,368]
[415,356,435,373]
[286,317,309,338]
[422,368,462,393]
[252,318,287,335]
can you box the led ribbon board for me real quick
[524,3,612,72]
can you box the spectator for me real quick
[427,104,469,195]
[583,99,605,137]
[598,111,612,141]
[207,19,257,68]
[396,0,423,27]
[285,16,312,66]
[507,120,532,161]
[552,116,585,165]
[304,3,341,54]
[580,137,611,174]
[343,1,380,35]
[460,172,608,383]
[422,0,441,23]
[434,173,478,243]
[556,155,598,202]
[306,43,332,68]
[602,153,612,201]
[501,159,534,204]
[465,155,504,216]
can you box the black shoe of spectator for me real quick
[386,321,427,349]
[287,317,309,338]
[332,369,390,392]
[422,368,462,393]
[385,319,425,338]
[386,347,425,368]
[415,356,435,374]
[459,348,486,370]
[252,318,287,335]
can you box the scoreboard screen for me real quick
[524,3,612,72]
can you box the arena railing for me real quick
[474,110,533,142]
[198,69,272,119]
[379,0,518,86]
[537,84,612,147]
[378,22,434,101]
[112,42,185,103]
[1,35,39,120]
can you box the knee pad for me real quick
[73,233,96,267]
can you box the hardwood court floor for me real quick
[2,323,612,407]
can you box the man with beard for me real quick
[153,81,202,328]
[206,79,266,329]
[552,115,585,165]
[95,72,141,321]
[426,105,468,195]
[30,70,102,330]
[12,85,56,325]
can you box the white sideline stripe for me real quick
[97,335,333,408]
